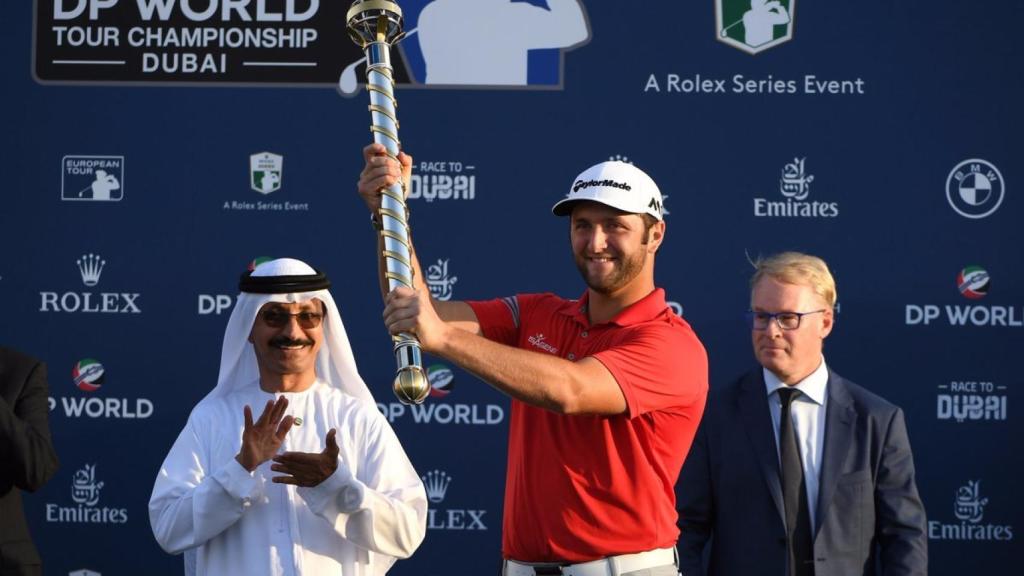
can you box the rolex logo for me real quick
[77,254,106,287]
[422,469,452,503]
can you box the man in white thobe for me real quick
[149,258,427,575]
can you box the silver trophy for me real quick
[347,0,429,405]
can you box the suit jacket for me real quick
[0,348,59,576]
[677,367,927,576]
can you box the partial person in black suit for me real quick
[0,347,59,576]
[678,252,927,576]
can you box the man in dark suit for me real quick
[1,347,59,576]
[678,252,927,576]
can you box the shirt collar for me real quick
[561,288,669,327]
[763,357,828,406]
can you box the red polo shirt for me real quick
[467,288,708,562]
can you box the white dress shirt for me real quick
[764,358,829,533]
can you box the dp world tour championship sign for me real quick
[34,0,382,84]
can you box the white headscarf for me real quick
[206,258,374,404]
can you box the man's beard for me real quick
[574,250,645,295]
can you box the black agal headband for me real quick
[238,269,331,294]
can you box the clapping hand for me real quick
[235,397,294,472]
[271,428,340,487]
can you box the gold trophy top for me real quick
[347,0,406,47]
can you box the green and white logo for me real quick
[716,0,795,55]
[250,152,283,195]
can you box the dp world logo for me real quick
[957,266,990,300]
[716,0,794,55]
[946,159,1004,219]
[339,0,590,95]
[427,364,454,398]
[72,359,104,392]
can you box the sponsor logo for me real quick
[61,155,124,202]
[420,469,487,531]
[425,259,458,302]
[40,254,142,314]
[377,372,505,426]
[754,157,838,218]
[906,267,1022,327]
[427,364,454,398]
[35,2,589,90]
[250,152,282,194]
[72,358,104,392]
[198,294,234,315]
[957,266,990,300]
[528,334,559,355]
[937,381,1007,423]
[408,161,476,203]
[50,358,154,419]
[573,178,631,193]
[46,463,129,524]
[929,480,1013,541]
[422,469,452,503]
[946,159,1004,219]
[223,154,308,211]
[716,0,794,55]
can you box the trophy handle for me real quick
[348,0,430,405]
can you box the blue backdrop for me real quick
[3,1,1021,574]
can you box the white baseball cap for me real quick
[552,161,664,221]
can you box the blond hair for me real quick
[750,251,837,307]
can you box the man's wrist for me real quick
[235,453,257,472]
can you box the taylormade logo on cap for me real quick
[552,161,664,220]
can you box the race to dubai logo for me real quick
[426,258,458,301]
[929,479,1013,541]
[72,358,105,392]
[716,0,794,55]
[408,160,477,203]
[46,463,128,524]
[957,266,990,300]
[250,152,283,194]
[946,159,1004,219]
[427,364,455,398]
[937,380,1007,423]
[40,253,142,314]
[420,469,487,530]
[61,155,124,202]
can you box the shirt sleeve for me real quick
[148,414,265,554]
[468,293,547,345]
[592,320,708,417]
[297,406,427,559]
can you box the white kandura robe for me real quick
[149,380,427,576]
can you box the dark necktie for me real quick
[778,387,815,576]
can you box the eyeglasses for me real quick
[747,309,826,331]
[259,309,324,329]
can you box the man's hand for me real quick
[236,397,295,472]
[270,429,340,487]
[358,143,413,213]
[383,286,449,352]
